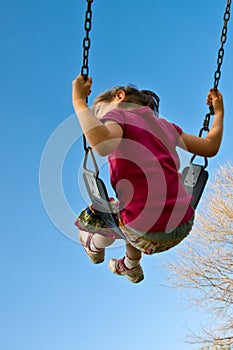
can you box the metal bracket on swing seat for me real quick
[181,157,209,209]
[82,148,125,239]
[183,164,202,188]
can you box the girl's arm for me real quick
[72,75,123,156]
[178,89,224,157]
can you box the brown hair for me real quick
[93,85,160,113]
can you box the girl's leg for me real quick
[124,242,142,269]
[79,231,115,250]
[92,234,116,250]
[126,242,142,260]
[79,230,115,264]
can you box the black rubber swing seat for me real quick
[83,148,125,239]
[181,163,209,209]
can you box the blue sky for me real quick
[1,1,233,349]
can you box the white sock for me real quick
[124,254,140,269]
[90,236,104,252]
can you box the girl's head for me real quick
[93,85,160,117]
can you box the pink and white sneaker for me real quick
[108,257,144,283]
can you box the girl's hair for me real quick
[93,85,160,113]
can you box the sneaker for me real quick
[108,258,144,283]
[79,232,105,264]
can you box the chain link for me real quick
[81,0,94,79]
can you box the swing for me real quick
[79,0,231,234]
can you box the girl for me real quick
[72,74,224,283]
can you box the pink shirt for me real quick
[101,106,194,233]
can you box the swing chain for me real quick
[192,0,231,167]
[208,0,232,116]
[81,0,94,152]
[205,0,231,120]
[213,0,232,91]
[200,112,211,135]
[81,0,94,79]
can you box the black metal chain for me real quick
[81,0,94,152]
[81,0,93,79]
[213,0,232,91]
[191,0,231,167]
[203,0,232,126]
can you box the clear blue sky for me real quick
[1,1,233,349]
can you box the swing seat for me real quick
[182,163,209,209]
[82,148,125,239]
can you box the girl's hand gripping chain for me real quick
[72,74,92,110]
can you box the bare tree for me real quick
[164,162,233,349]
[198,341,232,350]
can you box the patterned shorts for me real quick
[74,199,120,239]
[120,216,194,254]
[75,200,194,254]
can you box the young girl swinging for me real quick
[72,74,224,283]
